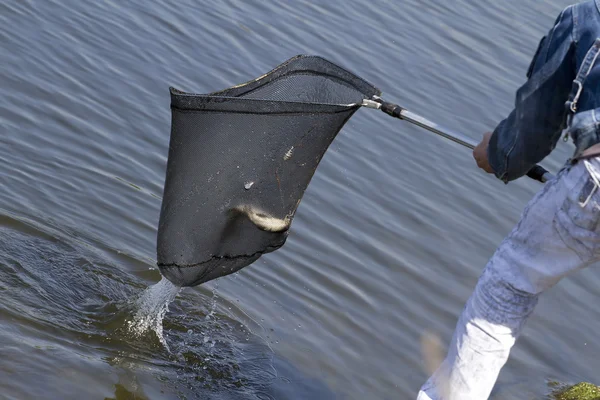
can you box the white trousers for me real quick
[418,158,600,400]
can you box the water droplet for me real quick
[244,181,254,190]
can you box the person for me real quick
[418,1,600,399]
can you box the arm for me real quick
[486,6,577,183]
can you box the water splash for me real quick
[126,277,182,349]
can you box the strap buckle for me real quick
[566,80,583,113]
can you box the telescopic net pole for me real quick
[362,97,554,183]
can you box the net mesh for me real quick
[157,55,381,287]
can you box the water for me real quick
[2,0,599,399]
[127,277,181,349]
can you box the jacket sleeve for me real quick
[488,6,577,183]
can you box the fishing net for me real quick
[157,55,381,287]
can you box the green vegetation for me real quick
[551,382,600,400]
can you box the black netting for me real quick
[240,74,367,104]
[157,55,380,287]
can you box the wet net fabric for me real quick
[157,55,381,287]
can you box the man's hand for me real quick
[473,132,494,174]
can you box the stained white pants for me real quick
[418,158,600,400]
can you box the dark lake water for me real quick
[2,1,598,399]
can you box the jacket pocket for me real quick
[553,170,600,260]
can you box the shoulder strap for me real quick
[565,38,600,114]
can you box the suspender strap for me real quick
[565,39,600,114]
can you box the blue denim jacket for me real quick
[488,0,600,183]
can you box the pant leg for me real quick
[418,159,600,400]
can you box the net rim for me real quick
[170,87,362,114]
[169,54,382,114]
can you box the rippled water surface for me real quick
[2,1,599,399]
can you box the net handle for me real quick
[362,97,553,184]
